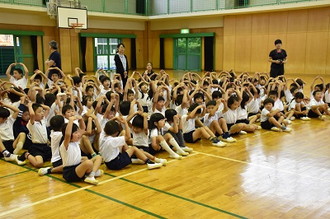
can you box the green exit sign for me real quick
[181,29,190,34]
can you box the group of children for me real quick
[1,62,329,185]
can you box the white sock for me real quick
[131,158,145,164]
[169,138,186,154]
[159,140,178,157]
[88,171,95,178]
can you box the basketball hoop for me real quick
[69,23,84,33]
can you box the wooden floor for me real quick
[0,73,330,219]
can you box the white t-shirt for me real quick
[163,121,172,132]
[175,105,188,117]
[273,99,284,112]
[309,98,324,107]
[260,108,271,122]
[10,76,27,89]
[27,118,48,144]
[60,141,81,167]
[284,89,294,103]
[247,97,261,114]
[50,131,62,163]
[0,116,15,141]
[138,91,152,112]
[132,130,149,147]
[289,99,297,111]
[222,108,238,124]
[181,115,195,134]
[153,107,166,116]
[237,106,248,120]
[99,132,125,162]
[324,90,330,103]
[203,112,220,127]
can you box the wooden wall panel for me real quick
[305,32,328,74]
[164,38,173,69]
[285,33,307,74]
[268,11,288,34]
[307,7,330,32]
[85,37,94,72]
[59,29,72,73]
[250,35,269,73]
[223,35,236,71]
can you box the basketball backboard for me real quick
[57,6,88,29]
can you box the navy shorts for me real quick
[63,163,83,182]
[29,143,52,161]
[0,140,14,158]
[294,107,307,118]
[261,120,274,130]
[308,110,319,118]
[183,130,201,143]
[236,119,249,124]
[248,112,258,117]
[105,152,132,170]
[136,145,158,155]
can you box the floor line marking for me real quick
[0,155,195,217]
[104,173,247,219]
[0,170,31,179]
[194,151,330,182]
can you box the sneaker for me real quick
[169,154,182,160]
[155,158,168,166]
[319,115,326,121]
[147,162,162,170]
[15,155,26,166]
[84,176,99,185]
[282,127,292,132]
[271,127,281,132]
[181,146,193,152]
[38,167,51,176]
[95,169,104,177]
[289,116,296,121]
[177,151,189,156]
[4,154,16,162]
[239,131,247,135]
[222,136,237,143]
[212,141,226,147]
[300,117,311,121]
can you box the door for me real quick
[174,37,201,71]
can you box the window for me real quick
[94,38,121,71]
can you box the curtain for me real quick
[130,38,137,70]
[160,38,165,69]
[80,37,87,72]
[204,36,214,71]
[30,36,39,71]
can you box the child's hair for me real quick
[72,76,81,86]
[165,109,177,123]
[194,93,204,102]
[132,114,144,129]
[114,82,121,89]
[326,83,330,90]
[250,87,260,96]
[14,68,23,75]
[290,86,298,95]
[0,107,10,119]
[44,93,56,107]
[206,100,216,107]
[212,91,222,99]
[263,98,274,106]
[119,101,131,116]
[62,104,74,115]
[296,78,304,87]
[227,95,239,108]
[175,94,185,106]
[104,120,120,136]
[212,79,218,85]
[50,115,65,131]
[157,96,165,102]
[240,91,250,109]
[312,90,322,97]
[188,103,201,113]
[82,95,93,106]
[149,113,165,129]
[8,87,22,103]
[36,94,45,104]
[269,90,278,97]
[294,92,304,100]
[100,76,110,84]
[203,81,209,87]
[85,85,94,93]
[34,74,42,81]
[32,103,42,112]
[315,83,324,91]
[127,89,134,96]
[61,123,79,141]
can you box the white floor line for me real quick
[0,154,196,217]
[194,151,330,182]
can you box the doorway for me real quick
[174,37,201,71]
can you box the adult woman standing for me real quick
[268,39,287,78]
[114,43,129,88]
[45,40,61,79]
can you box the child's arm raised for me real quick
[63,116,75,149]
[28,102,35,125]
[187,105,203,119]
[0,101,19,119]
[117,116,131,142]
[5,63,15,79]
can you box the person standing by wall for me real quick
[268,39,287,78]
[114,43,129,88]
